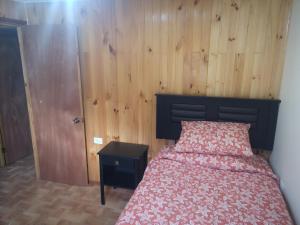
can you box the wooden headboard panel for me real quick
[156,94,281,151]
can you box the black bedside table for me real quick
[97,141,148,205]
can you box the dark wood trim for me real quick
[0,17,27,26]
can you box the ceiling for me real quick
[11,0,82,3]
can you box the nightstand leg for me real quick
[100,158,105,205]
[100,183,105,205]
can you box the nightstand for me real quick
[97,141,148,205]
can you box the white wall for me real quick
[270,0,300,224]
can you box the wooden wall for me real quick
[0,0,26,21]
[24,0,292,182]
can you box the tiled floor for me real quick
[0,156,133,225]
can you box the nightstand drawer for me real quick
[101,155,134,171]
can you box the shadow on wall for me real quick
[270,1,300,224]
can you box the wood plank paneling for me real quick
[0,0,26,21]
[24,0,292,182]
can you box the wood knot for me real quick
[144,99,148,103]
[93,99,98,105]
[201,49,205,53]
[178,4,183,10]
[194,0,198,6]
[148,47,152,52]
[276,34,283,40]
[113,108,119,113]
[125,105,129,110]
[190,84,193,89]
[176,39,183,51]
[139,91,145,98]
[216,14,221,21]
[228,37,236,42]
[109,44,116,56]
[231,2,239,10]
[113,136,120,140]
[203,54,209,63]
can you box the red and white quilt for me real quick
[116,145,293,225]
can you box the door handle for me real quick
[73,117,81,124]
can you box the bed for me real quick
[116,94,293,225]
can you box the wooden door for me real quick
[19,25,88,185]
[0,28,33,165]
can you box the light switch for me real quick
[94,137,103,145]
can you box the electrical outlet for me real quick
[93,137,103,145]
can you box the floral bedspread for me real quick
[116,146,293,225]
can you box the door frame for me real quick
[17,27,40,178]
[0,17,39,177]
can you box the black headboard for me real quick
[156,94,280,151]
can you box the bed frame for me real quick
[156,94,280,151]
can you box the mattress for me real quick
[116,145,293,225]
